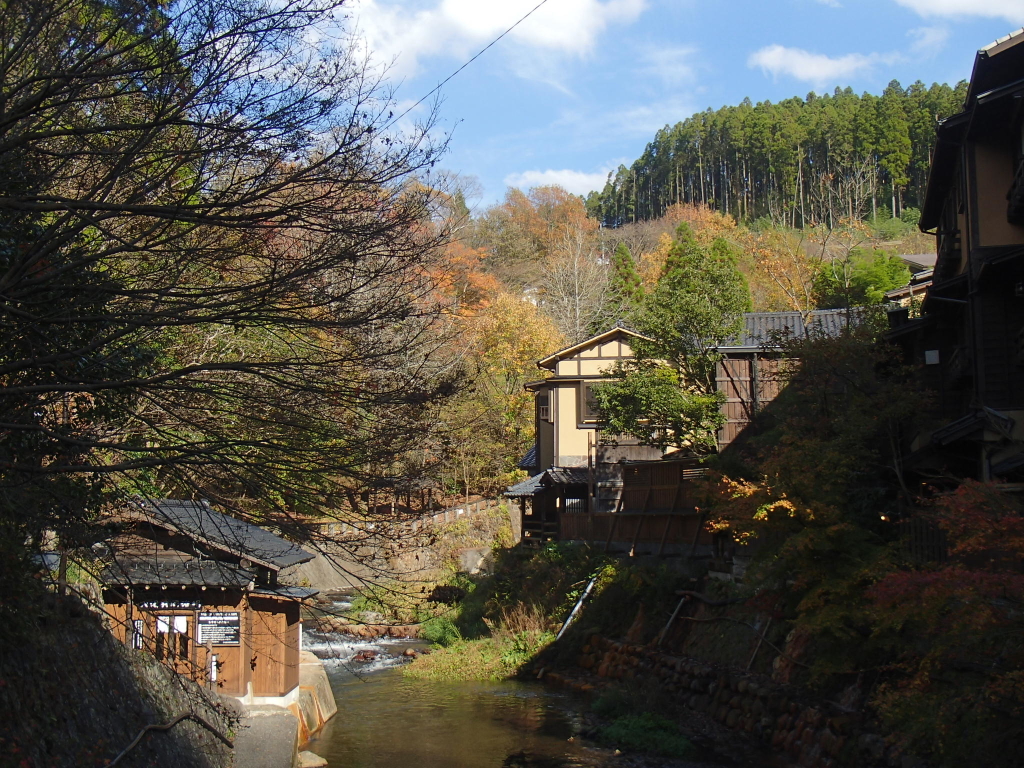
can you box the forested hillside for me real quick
[585,80,967,228]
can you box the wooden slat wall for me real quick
[559,513,707,548]
[717,356,784,449]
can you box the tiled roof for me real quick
[102,559,253,587]
[505,466,591,496]
[518,445,538,470]
[505,474,544,498]
[720,309,859,350]
[138,499,314,571]
[252,585,320,600]
[543,467,590,486]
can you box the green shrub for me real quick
[405,630,553,681]
[597,713,694,758]
[499,630,554,669]
[419,615,463,646]
[590,688,631,718]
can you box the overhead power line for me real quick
[386,0,553,130]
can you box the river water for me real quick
[301,626,606,768]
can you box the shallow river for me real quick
[302,628,603,768]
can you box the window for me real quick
[155,615,189,661]
[564,496,586,514]
[537,394,551,422]
[581,383,601,421]
[131,619,144,650]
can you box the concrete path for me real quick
[232,705,299,768]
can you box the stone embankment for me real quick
[541,635,917,768]
[315,615,420,639]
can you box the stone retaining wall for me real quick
[545,635,918,768]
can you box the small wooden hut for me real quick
[101,499,317,705]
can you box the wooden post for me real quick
[747,616,772,671]
[603,514,618,553]
[57,549,67,597]
[629,515,643,557]
[191,606,199,682]
[656,515,673,557]
[126,588,135,647]
[688,512,706,560]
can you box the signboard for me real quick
[197,612,241,646]
[138,600,202,610]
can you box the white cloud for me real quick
[814,0,842,7]
[893,0,1024,24]
[908,25,951,56]
[350,0,647,79]
[636,45,699,87]
[748,44,897,87]
[504,168,612,196]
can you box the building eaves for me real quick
[537,326,651,370]
[931,412,986,446]
[504,474,544,498]
[920,114,970,231]
[518,445,538,471]
[543,467,590,486]
[102,559,254,588]
[252,585,320,601]
[968,28,1024,105]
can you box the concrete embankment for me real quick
[234,651,337,768]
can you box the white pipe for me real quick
[556,574,598,641]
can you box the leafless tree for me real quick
[0,0,462,571]
[539,224,609,343]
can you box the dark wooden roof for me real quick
[542,467,590,486]
[967,28,1024,107]
[505,466,590,496]
[136,499,314,571]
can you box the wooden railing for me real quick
[316,499,507,539]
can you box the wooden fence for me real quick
[560,512,706,555]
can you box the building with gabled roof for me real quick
[525,324,660,472]
[101,498,319,707]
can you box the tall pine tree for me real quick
[608,242,644,318]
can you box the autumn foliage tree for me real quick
[696,324,1024,767]
[868,483,1024,767]
[438,294,563,498]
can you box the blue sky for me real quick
[348,0,1024,207]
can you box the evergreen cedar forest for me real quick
[0,0,1019,764]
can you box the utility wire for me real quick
[385,0,553,130]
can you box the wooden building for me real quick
[101,499,317,705]
[525,325,663,475]
[556,458,710,557]
[889,29,1024,484]
[716,309,856,450]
